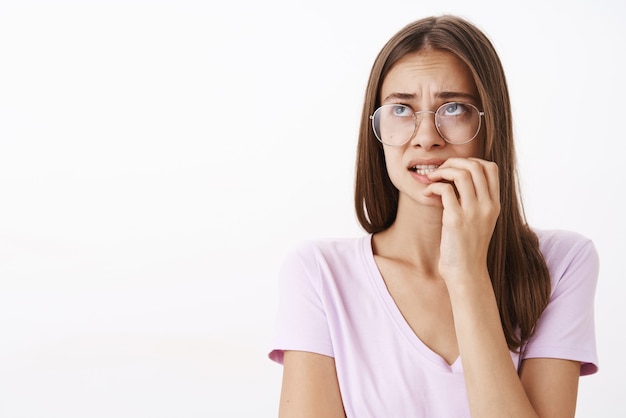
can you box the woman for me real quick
[269,15,598,417]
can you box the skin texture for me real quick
[279,351,345,418]
[278,50,581,418]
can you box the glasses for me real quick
[370,102,484,146]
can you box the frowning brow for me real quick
[382,92,417,102]
[382,91,479,103]
[437,91,479,102]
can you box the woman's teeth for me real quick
[411,164,439,175]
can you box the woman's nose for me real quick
[409,111,446,149]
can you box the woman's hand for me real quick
[422,157,500,284]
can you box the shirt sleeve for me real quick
[523,233,600,375]
[268,241,334,364]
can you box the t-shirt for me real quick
[268,229,599,417]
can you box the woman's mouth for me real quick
[410,164,439,175]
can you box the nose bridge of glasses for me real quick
[412,110,438,128]
[408,109,443,146]
[413,110,437,118]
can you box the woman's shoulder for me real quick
[532,227,599,288]
[532,228,597,258]
[525,228,600,375]
[278,235,373,290]
[286,234,371,263]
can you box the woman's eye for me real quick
[392,105,412,117]
[442,102,466,116]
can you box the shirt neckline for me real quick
[360,233,463,373]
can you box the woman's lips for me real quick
[409,164,439,175]
[408,165,439,184]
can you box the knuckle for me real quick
[458,170,471,181]
[468,159,481,170]
[487,161,499,173]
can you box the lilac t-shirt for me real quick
[269,229,599,417]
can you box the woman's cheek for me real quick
[383,151,404,189]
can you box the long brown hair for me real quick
[354,15,551,351]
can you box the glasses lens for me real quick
[372,104,415,146]
[436,102,481,144]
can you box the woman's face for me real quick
[378,49,485,207]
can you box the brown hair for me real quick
[354,15,551,351]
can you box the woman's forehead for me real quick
[380,50,478,103]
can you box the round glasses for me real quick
[370,102,484,146]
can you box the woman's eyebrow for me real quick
[381,92,417,102]
[437,91,479,102]
[382,91,478,103]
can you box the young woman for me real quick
[269,15,598,417]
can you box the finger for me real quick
[463,159,491,202]
[430,158,493,203]
[423,181,462,213]
[468,158,500,203]
[428,165,479,205]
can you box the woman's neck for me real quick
[372,198,444,275]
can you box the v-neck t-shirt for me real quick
[268,228,599,417]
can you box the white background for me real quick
[0,0,624,417]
